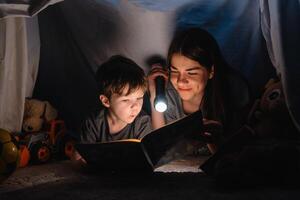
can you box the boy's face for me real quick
[100,85,145,124]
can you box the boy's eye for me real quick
[122,99,129,102]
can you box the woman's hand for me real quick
[147,64,169,102]
[203,119,223,136]
[147,64,169,129]
[203,119,223,154]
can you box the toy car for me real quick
[15,120,77,166]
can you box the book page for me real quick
[141,110,203,167]
[96,138,141,144]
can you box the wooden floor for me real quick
[1,157,300,200]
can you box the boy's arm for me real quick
[71,115,98,166]
[80,116,98,143]
[134,112,153,139]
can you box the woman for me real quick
[148,28,249,153]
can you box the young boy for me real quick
[73,55,152,162]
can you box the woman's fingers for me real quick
[147,64,169,103]
[151,63,164,69]
[207,143,217,154]
[203,118,222,125]
[148,67,168,80]
[202,119,223,143]
[149,68,167,75]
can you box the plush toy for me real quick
[201,78,300,187]
[22,98,58,132]
[247,79,298,139]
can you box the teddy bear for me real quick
[201,78,300,187]
[22,98,58,132]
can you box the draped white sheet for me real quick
[260,0,300,130]
[0,0,63,18]
[0,0,61,132]
[0,17,40,132]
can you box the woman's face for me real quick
[170,53,213,105]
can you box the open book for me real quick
[76,110,204,172]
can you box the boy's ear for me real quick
[209,65,214,79]
[99,95,110,108]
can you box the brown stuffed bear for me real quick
[247,79,297,139]
[201,78,300,187]
[22,98,58,132]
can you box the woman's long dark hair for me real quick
[167,28,230,125]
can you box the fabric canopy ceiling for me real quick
[0,0,299,133]
[0,0,63,18]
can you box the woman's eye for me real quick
[188,72,198,75]
[171,70,179,74]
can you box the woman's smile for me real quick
[177,87,192,92]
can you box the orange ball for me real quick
[0,128,20,183]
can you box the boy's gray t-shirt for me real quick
[80,109,152,143]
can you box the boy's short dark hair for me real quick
[96,55,147,98]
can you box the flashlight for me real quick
[154,76,167,112]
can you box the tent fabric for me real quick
[39,0,274,130]
[0,0,299,132]
[34,5,99,130]
[59,0,175,73]
[0,0,63,18]
[59,0,275,89]
[0,16,39,132]
[260,0,300,130]
[0,0,62,132]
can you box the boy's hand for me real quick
[71,150,87,164]
[69,150,87,171]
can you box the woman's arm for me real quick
[150,96,166,129]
